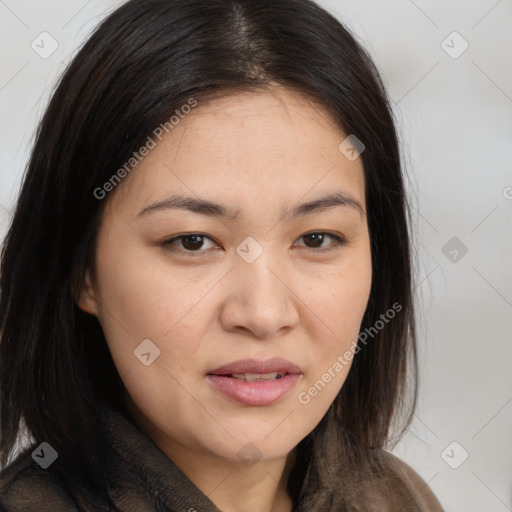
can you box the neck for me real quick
[174,447,296,512]
[128,401,296,512]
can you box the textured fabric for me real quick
[0,404,444,511]
[390,457,445,512]
[0,403,222,512]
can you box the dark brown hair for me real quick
[0,0,417,509]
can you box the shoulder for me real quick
[383,451,445,512]
[0,447,78,512]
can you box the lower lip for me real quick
[206,374,301,406]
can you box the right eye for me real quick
[162,233,220,255]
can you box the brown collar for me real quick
[99,403,223,512]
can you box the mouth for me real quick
[206,358,302,406]
[223,371,288,382]
[207,357,302,376]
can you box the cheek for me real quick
[312,251,372,339]
[295,249,372,405]
[92,238,214,377]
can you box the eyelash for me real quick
[161,231,347,256]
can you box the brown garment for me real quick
[0,404,444,511]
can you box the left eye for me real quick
[162,232,346,254]
[295,232,346,251]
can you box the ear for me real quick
[76,268,99,316]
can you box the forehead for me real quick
[105,87,366,219]
[179,87,345,153]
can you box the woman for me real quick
[0,0,444,510]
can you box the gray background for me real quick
[1,1,511,510]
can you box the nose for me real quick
[219,246,300,339]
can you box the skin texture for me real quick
[78,86,372,512]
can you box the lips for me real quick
[207,357,302,376]
[206,358,302,406]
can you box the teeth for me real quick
[231,372,285,381]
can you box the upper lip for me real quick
[207,357,302,376]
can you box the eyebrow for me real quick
[136,191,366,221]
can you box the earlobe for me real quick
[78,303,96,315]
[76,269,98,316]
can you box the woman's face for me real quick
[79,87,372,467]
